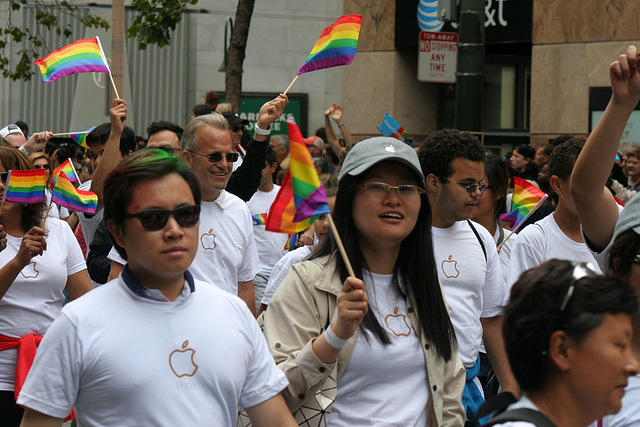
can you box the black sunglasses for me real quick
[186,150,239,164]
[124,205,200,231]
[230,126,242,133]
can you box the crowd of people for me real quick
[0,47,640,427]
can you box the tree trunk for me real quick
[225,0,255,113]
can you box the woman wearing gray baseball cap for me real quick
[263,137,465,426]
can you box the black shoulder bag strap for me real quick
[482,408,557,427]
[467,219,487,262]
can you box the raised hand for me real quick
[332,276,368,340]
[15,226,47,268]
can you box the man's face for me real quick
[627,156,640,178]
[109,173,199,282]
[433,158,485,225]
[4,133,26,148]
[228,124,243,146]
[261,161,276,187]
[308,145,322,158]
[269,140,287,164]
[183,126,235,201]
[535,147,549,167]
[147,130,181,157]
[510,152,529,172]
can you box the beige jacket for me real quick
[262,254,466,427]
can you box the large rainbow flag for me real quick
[266,117,330,233]
[500,177,548,229]
[51,172,97,213]
[35,37,110,82]
[297,14,362,75]
[2,169,46,204]
[51,159,79,187]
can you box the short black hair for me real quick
[418,129,485,181]
[146,120,184,141]
[504,259,638,392]
[192,104,211,117]
[548,136,585,182]
[86,123,136,157]
[265,146,277,166]
[104,149,201,260]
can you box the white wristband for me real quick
[254,123,271,136]
[324,325,348,350]
[18,145,30,155]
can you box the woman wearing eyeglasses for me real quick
[485,260,639,427]
[0,147,92,426]
[263,137,465,426]
[28,152,76,225]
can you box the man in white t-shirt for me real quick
[507,138,602,287]
[246,147,288,310]
[17,150,296,427]
[418,129,518,421]
[181,95,288,316]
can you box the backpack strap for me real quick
[482,408,557,427]
[467,220,487,262]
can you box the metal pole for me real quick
[454,0,484,131]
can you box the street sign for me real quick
[418,31,458,83]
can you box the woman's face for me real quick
[471,184,496,222]
[352,161,421,252]
[32,157,50,184]
[565,313,638,418]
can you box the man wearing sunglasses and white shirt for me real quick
[418,129,518,423]
[17,150,297,427]
[181,94,288,316]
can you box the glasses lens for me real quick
[0,173,7,184]
[207,152,223,163]
[226,152,239,162]
[138,210,171,231]
[34,164,49,169]
[174,205,200,227]
[231,126,242,133]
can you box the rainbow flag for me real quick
[2,169,46,204]
[378,114,408,141]
[500,177,548,229]
[51,172,97,213]
[35,37,110,82]
[297,14,362,75]
[71,126,96,148]
[266,117,330,233]
[51,159,79,187]
[252,213,267,225]
[284,233,298,250]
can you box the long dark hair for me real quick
[312,168,457,361]
[0,147,45,232]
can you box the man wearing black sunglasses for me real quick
[418,129,518,419]
[18,150,297,427]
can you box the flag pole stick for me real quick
[41,200,53,228]
[326,213,356,278]
[283,75,299,96]
[497,194,548,251]
[52,132,89,137]
[95,36,120,100]
[68,161,82,185]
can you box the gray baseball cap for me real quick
[614,193,640,240]
[338,137,425,186]
[0,124,24,139]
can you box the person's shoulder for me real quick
[78,180,91,191]
[62,280,121,315]
[288,254,340,292]
[469,219,495,242]
[44,216,71,233]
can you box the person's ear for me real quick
[182,150,193,168]
[107,220,125,249]
[549,330,572,372]
[426,173,439,193]
[550,175,563,195]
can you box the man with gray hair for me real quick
[270,134,290,169]
[181,95,288,315]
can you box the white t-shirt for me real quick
[507,213,602,288]
[44,190,70,220]
[190,191,260,294]
[246,185,288,276]
[261,245,312,306]
[77,179,103,250]
[432,220,507,368]
[17,273,288,425]
[0,217,87,391]
[493,224,519,283]
[489,395,541,427]
[329,272,430,427]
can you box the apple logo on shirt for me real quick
[441,255,460,278]
[20,262,39,279]
[200,229,217,251]
[385,307,412,337]
[169,340,199,378]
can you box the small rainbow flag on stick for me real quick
[2,169,47,204]
[71,126,96,148]
[51,159,79,187]
[252,213,267,225]
[35,37,110,83]
[266,117,330,233]
[283,14,362,95]
[51,172,97,213]
[500,177,548,229]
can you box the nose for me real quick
[164,214,184,239]
[625,351,640,377]
[383,187,401,205]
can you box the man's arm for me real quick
[481,315,519,397]
[238,280,257,316]
[324,104,342,158]
[20,408,63,427]
[330,104,353,149]
[571,45,640,250]
[90,99,127,213]
[20,131,53,155]
[245,394,298,427]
